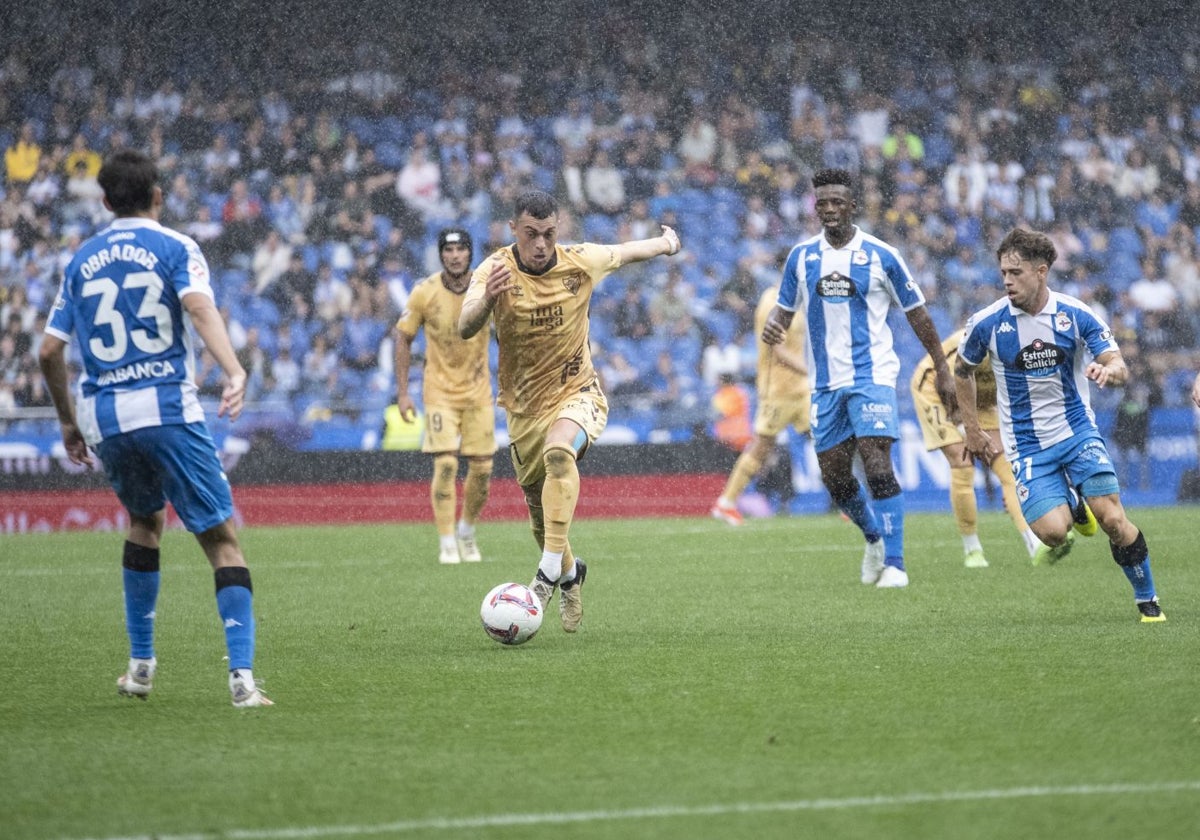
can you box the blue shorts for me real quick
[810,383,900,453]
[96,423,234,534]
[1012,434,1120,523]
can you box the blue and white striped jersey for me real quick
[959,291,1118,460]
[776,227,925,392]
[45,217,211,445]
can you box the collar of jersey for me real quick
[819,226,862,251]
[511,243,558,276]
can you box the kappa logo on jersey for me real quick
[1054,311,1073,332]
[852,250,869,265]
[816,271,854,298]
[806,252,821,262]
[997,321,1015,334]
[1016,338,1066,375]
[562,272,584,295]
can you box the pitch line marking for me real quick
[64,780,1200,840]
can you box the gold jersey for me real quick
[911,328,997,408]
[466,242,620,415]
[754,286,809,401]
[396,272,493,409]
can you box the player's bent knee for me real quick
[542,444,577,479]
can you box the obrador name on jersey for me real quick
[95,359,176,387]
[79,241,160,279]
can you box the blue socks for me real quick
[1122,560,1157,603]
[873,494,906,570]
[122,541,160,660]
[215,566,256,672]
[123,567,160,660]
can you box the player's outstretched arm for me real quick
[183,292,247,420]
[612,224,680,266]
[1193,370,1200,409]
[38,334,93,467]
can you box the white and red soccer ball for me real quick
[480,582,542,645]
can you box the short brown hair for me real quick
[996,228,1057,269]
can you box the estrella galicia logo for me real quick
[816,271,854,299]
[1016,338,1066,376]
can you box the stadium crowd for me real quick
[3,4,1200,443]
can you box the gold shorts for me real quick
[911,379,999,451]
[506,385,609,487]
[753,393,812,438]
[422,403,498,457]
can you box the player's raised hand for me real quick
[484,261,517,306]
[1191,371,1200,409]
[660,224,681,256]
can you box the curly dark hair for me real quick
[513,190,559,221]
[811,168,854,193]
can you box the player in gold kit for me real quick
[395,228,496,564]
[910,329,1045,566]
[459,191,680,631]
[711,285,811,525]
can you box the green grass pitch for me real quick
[2,508,1198,839]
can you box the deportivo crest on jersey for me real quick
[1016,339,1066,375]
[852,250,869,265]
[1055,311,1073,332]
[816,271,854,298]
[562,272,584,295]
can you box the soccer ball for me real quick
[480,582,543,645]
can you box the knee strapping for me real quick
[1111,530,1148,568]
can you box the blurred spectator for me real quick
[396,134,447,222]
[711,372,752,452]
[219,179,267,257]
[584,148,625,215]
[236,326,273,401]
[252,230,293,298]
[4,122,40,186]
[62,133,102,179]
[612,284,652,341]
[1111,348,1162,492]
